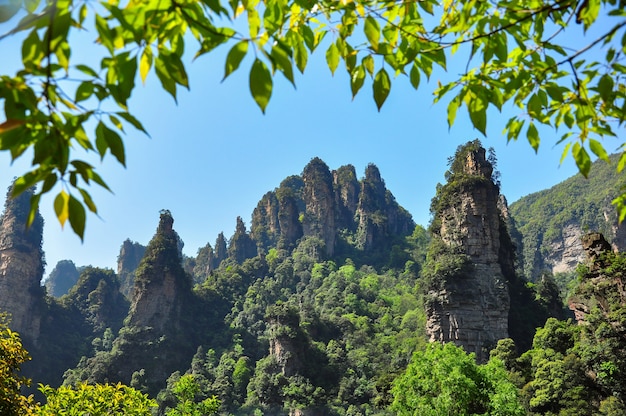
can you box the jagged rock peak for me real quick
[0,183,45,344]
[127,210,189,332]
[425,140,511,362]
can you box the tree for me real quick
[390,342,525,415]
[165,374,220,416]
[37,382,157,415]
[0,316,36,416]
[0,0,625,237]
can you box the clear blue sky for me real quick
[1,10,622,278]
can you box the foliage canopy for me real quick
[0,0,625,237]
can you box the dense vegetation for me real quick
[510,154,626,283]
[1,152,625,414]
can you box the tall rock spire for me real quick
[425,141,511,362]
[127,209,190,333]
[0,184,45,345]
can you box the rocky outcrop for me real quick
[251,192,281,250]
[333,164,359,231]
[426,142,511,362]
[116,239,146,298]
[228,216,258,264]
[356,164,414,251]
[302,158,337,256]
[245,159,414,261]
[127,210,190,333]
[0,185,45,345]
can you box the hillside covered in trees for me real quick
[0,143,625,415]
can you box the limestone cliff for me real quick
[0,184,45,345]
[425,141,511,362]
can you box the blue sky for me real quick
[1,9,623,278]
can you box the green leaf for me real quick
[155,54,178,101]
[94,122,125,165]
[104,125,125,166]
[447,97,459,129]
[95,122,108,159]
[362,55,374,76]
[326,42,340,76]
[350,65,365,99]
[373,68,390,111]
[41,173,57,193]
[54,190,70,227]
[409,63,420,90]
[294,38,308,74]
[560,142,572,165]
[271,44,294,86]
[468,94,487,135]
[526,122,539,152]
[597,74,614,102]
[223,41,249,81]
[68,194,86,240]
[139,46,153,85]
[22,29,43,70]
[24,0,40,13]
[116,112,149,136]
[617,151,626,173]
[248,9,260,38]
[364,16,380,51]
[75,81,94,102]
[263,0,283,35]
[75,64,99,78]
[249,59,272,113]
[12,170,43,196]
[27,193,41,228]
[0,0,20,23]
[589,139,610,162]
[78,188,98,213]
[572,142,591,177]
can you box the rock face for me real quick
[0,185,45,345]
[425,142,511,362]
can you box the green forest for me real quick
[1,143,625,415]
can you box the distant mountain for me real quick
[509,154,626,283]
[45,260,80,297]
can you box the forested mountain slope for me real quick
[509,154,626,284]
